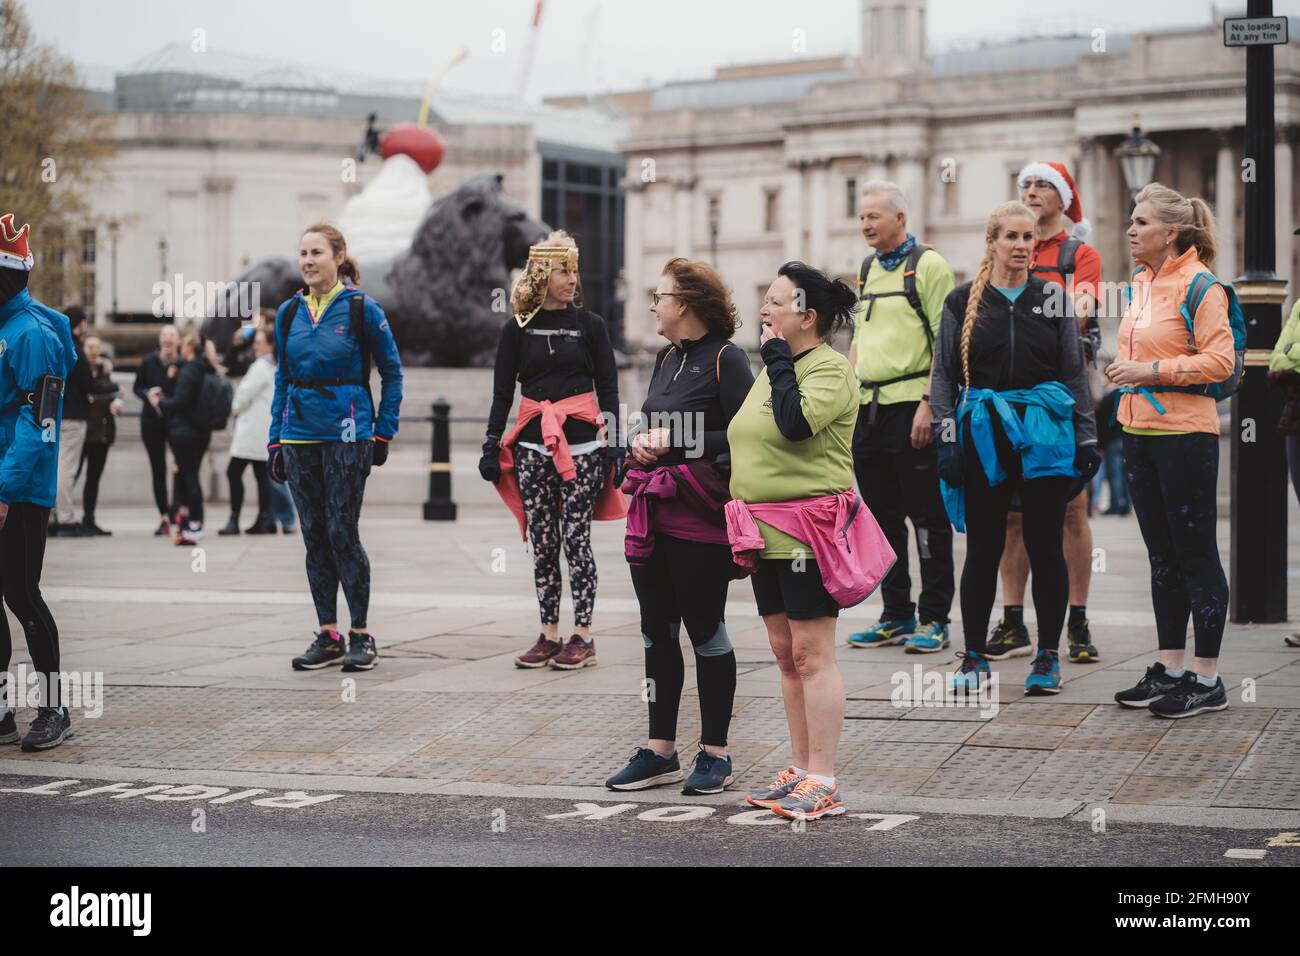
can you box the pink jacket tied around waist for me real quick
[724,491,897,609]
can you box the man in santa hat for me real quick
[0,213,78,751]
[983,162,1105,667]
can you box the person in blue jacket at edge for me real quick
[0,214,79,752]
[268,223,403,674]
[928,202,1101,697]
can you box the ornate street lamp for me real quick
[1114,120,1162,202]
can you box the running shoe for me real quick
[1149,673,1229,719]
[176,522,203,546]
[515,635,562,669]
[291,630,346,670]
[1114,661,1182,708]
[746,767,806,809]
[950,650,991,693]
[606,747,683,791]
[772,777,845,821]
[1067,618,1100,663]
[0,710,18,745]
[153,520,171,537]
[846,615,916,648]
[551,634,597,670]
[1285,633,1300,648]
[342,632,378,672]
[682,746,734,795]
[1025,649,1062,695]
[983,618,1032,660]
[21,707,73,752]
[903,621,949,654]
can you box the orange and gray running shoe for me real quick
[772,777,845,821]
[745,767,806,809]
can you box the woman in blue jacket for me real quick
[0,213,78,751]
[268,223,403,673]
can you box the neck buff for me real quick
[877,233,917,271]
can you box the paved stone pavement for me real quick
[4,500,1300,831]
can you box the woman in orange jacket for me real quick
[1106,183,1234,720]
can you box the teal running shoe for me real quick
[903,621,950,654]
[846,615,916,648]
[950,650,991,693]
[1025,649,1062,695]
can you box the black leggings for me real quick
[82,443,109,524]
[0,503,61,706]
[1124,432,1228,659]
[143,427,182,517]
[284,442,372,630]
[629,534,736,747]
[169,432,211,524]
[227,457,270,521]
[960,430,1072,653]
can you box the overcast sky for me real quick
[24,0,1300,101]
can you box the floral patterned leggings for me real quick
[514,447,606,627]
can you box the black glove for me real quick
[268,445,286,484]
[478,435,502,483]
[371,438,389,467]
[936,440,964,487]
[1074,444,1102,482]
[600,444,625,483]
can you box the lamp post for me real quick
[1113,120,1161,208]
[708,194,720,268]
[108,220,119,323]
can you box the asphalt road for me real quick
[0,774,1290,868]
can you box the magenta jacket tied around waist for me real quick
[724,491,897,609]
[622,460,737,565]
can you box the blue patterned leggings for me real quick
[284,442,372,630]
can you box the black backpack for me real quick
[199,367,234,430]
[276,293,376,426]
[1030,237,1101,363]
[857,244,934,354]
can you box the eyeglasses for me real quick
[650,292,680,306]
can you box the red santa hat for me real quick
[1017,162,1091,240]
[0,214,34,271]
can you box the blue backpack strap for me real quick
[1180,272,1218,343]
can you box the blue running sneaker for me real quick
[682,745,734,795]
[1025,649,1062,695]
[846,615,916,648]
[950,650,991,693]
[904,621,950,654]
[605,747,683,791]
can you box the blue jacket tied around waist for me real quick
[940,380,1079,533]
[0,290,77,508]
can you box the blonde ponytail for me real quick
[1134,183,1217,268]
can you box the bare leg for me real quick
[789,616,844,776]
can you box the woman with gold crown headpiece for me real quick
[479,231,626,670]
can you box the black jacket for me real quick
[640,332,753,464]
[85,363,120,445]
[487,305,619,446]
[930,276,1097,446]
[133,350,179,433]
[159,355,216,439]
[62,336,100,421]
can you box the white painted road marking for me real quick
[544,802,921,829]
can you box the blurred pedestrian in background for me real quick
[78,333,123,536]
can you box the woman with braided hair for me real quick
[929,202,1100,696]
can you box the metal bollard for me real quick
[423,396,457,520]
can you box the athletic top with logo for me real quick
[727,341,858,557]
[1030,231,1102,363]
[850,245,954,405]
[641,330,754,465]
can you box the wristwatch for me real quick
[921,393,931,402]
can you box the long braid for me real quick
[961,255,993,391]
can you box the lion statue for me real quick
[206,173,549,367]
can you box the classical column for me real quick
[672,178,695,259]
[1215,129,1237,280]
[894,152,928,241]
[782,161,807,261]
[622,179,648,348]
[1276,126,1294,288]
[807,160,831,270]
[203,176,235,284]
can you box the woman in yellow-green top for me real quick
[727,260,860,821]
[1105,183,1233,719]
[1269,285,1300,647]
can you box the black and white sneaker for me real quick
[0,710,19,745]
[291,630,346,670]
[342,632,379,672]
[1149,673,1229,719]
[1114,661,1182,708]
[21,707,73,751]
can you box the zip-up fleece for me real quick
[1116,246,1234,435]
